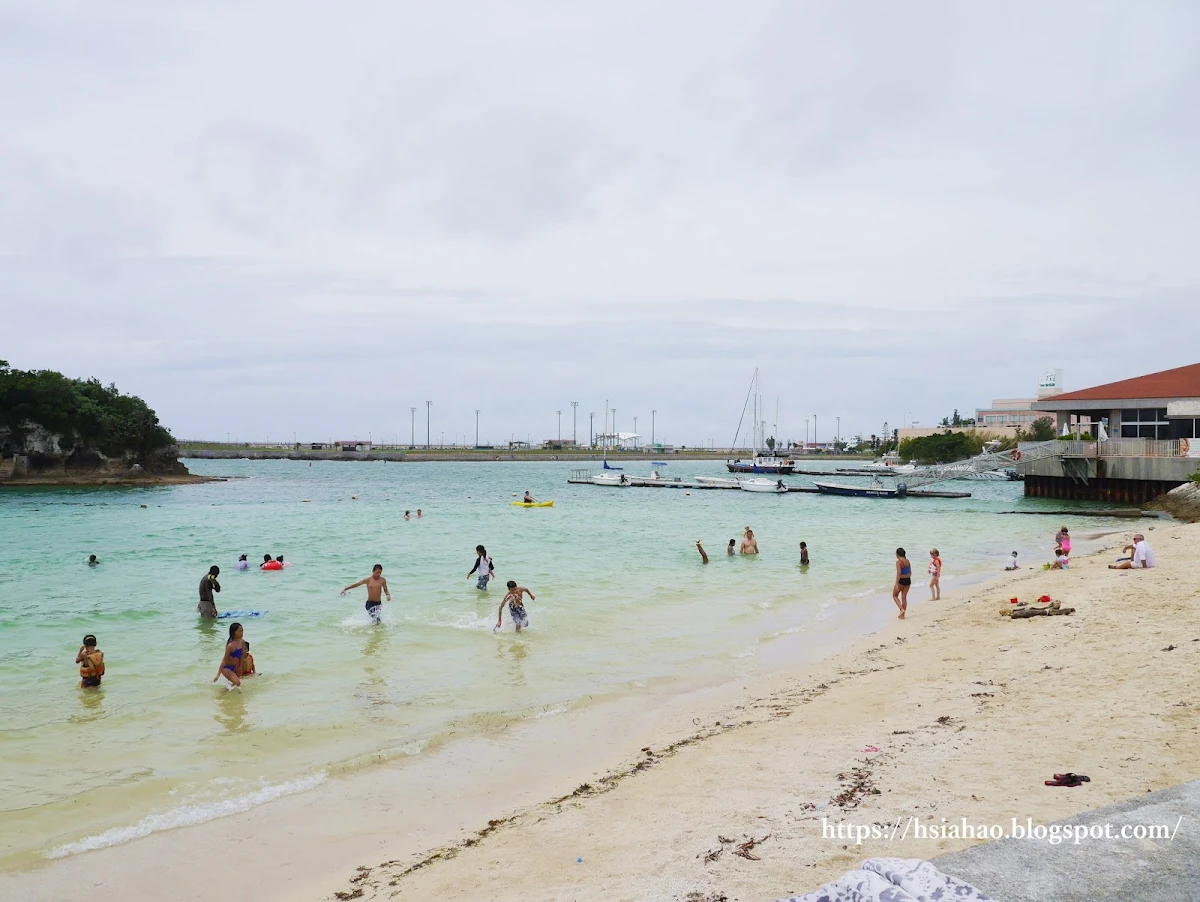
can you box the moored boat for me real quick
[739,477,789,494]
[727,454,796,474]
[591,473,630,486]
[814,479,905,498]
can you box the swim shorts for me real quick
[81,677,102,688]
[476,574,490,591]
[508,603,529,628]
[366,602,382,624]
[197,600,218,618]
[899,578,911,587]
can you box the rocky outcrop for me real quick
[0,422,201,485]
[1149,481,1200,523]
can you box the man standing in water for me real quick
[198,566,221,618]
[341,564,392,624]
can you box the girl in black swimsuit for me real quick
[213,622,245,687]
[893,547,912,620]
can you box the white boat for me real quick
[642,462,683,483]
[739,477,789,494]
[724,370,796,475]
[694,475,743,487]
[591,473,630,486]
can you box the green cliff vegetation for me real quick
[0,360,175,461]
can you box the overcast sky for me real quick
[2,1,1198,446]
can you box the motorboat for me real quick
[642,462,683,483]
[739,477,790,494]
[694,475,744,487]
[591,473,630,486]
[727,454,796,474]
[814,477,905,498]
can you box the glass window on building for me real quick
[1170,418,1200,440]
[1120,408,1170,439]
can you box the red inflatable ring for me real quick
[1010,449,1022,461]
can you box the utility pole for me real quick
[557,410,562,442]
[589,411,595,446]
[425,401,432,449]
[475,410,480,447]
[410,407,416,447]
[813,414,817,447]
[651,410,656,446]
[570,401,578,446]
[804,418,808,450]
[612,409,617,449]
[836,416,840,450]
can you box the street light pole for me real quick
[612,409,617,449]
[651,410,656,446]
[633,416,638,450]
[410,407,416,447]
[589,412,594,446]
[426,401,431,449]
[475,410,480,447]
[557,410,562,442]
[570,401,578,446]
[804,418,808,450]
[836,416,840,450]
[813,414,817,447]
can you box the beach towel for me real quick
[777,857,995,902]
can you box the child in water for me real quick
[213,622,246,687]
[76,634,105,688]
[240,641,256,677]
[497,580,535,632]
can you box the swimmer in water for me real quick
[260,554,273,569]
[341,564,392,624]
[87,554,99,567]
[497,580,535,632]
[417,509,423,518]
[727,539,736,556]
[240,641,256,677]
[76,634,105,688]
[696,540,709,564]
[404,510,411,521]
[213,622,245,687]
[740,527,759,555]
[236,554,249,571]
[198,566,221,618]
[799,541,810,566]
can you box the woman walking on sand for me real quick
[893,548,912,619]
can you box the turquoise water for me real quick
[0,459,1125,868]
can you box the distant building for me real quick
[310,442,328,450]
[1037,362,1200,442]
[336,440,372,452]
[975,370,1062,436]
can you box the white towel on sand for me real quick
[777,857,995,902]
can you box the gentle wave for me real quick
[46,773,326,859]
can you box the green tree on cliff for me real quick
[0,361,175,461]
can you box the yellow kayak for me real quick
[511,500,554,508]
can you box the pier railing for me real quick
[1054,439,1183,458]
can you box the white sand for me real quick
[4,522,1196,902]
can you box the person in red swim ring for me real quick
[261,554,283,571]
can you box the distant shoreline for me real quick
[0,472,217,488]
[179,447,872,463]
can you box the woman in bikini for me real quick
[893,547,912,619]
[213,622,246,687]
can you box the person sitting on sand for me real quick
[497,580,535,632]
[213,622,246,687]
[76,634,105,689]
[740,528,758,555]
[1050,548,1069,570]
[727,539,736,556]
[87,554,100,567]
[523,491,537,503]
[928,549,942,600]
[799,541,810,566]
[1005,551,1019,571]
[696,540,709,564]
[893,548,911,619]
[1110,534,1155,569]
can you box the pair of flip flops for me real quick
[1045,773,1090,787]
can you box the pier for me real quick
[566,472,972,498]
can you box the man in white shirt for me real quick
[1110,534,1155,569]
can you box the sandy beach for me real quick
[4,521,1196,902]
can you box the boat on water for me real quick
[694,475,744,487]
[813,478,906,498]
[724,369,796,474]
[511,500,555,507]
[727,454,796,474]
[642,462,683,483]
[739,477,790,494]
[591,473,630,486]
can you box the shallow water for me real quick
[0,459,1127,868]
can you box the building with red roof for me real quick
[1036,362,1200,441]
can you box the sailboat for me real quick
[726,371,796,474]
